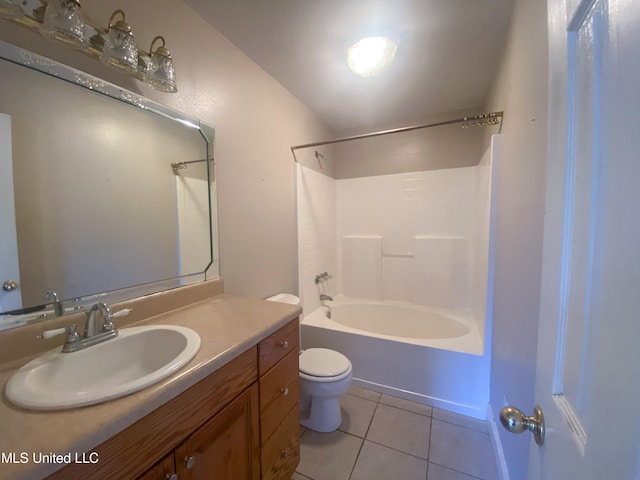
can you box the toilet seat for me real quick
[300,348,352,382]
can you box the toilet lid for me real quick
[299,348,350,377]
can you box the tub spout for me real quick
[320,294,333,302]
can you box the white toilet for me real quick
[298,347,353,432]
[265,293,353,433]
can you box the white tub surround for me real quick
[341,235,383,299]
[295,136,500,420]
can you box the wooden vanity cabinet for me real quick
[46,319,299,480]
[135,384,259,480]
[173,383,261,480]
[136,453,176,480]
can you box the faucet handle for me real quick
[38,324,80,343]
[65,324,80,343]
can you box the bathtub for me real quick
[301,296,490,419]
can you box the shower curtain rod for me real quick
[171,158,212,175]
[290,111,503,156]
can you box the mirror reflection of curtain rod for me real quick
[171,158,212,175]
[290,111,504,162]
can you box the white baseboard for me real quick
[352,378,486,419]
[487,404,510,480]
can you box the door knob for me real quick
[2,280,18,292]
[499,405,545,445]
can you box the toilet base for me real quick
[300,395,343,432]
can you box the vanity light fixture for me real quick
[41,0,86,47]
[146,36,177,93]
[0,0,23,20]
[347,36,397,77]
[1,2,179,93]
[100,9,138,74]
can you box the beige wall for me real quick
[292,144,337,179]
[334,114,488,179]
[0,0,334,300]
[483,0,548,478]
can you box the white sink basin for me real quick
[5,325,200,410]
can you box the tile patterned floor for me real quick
[292,386,498,480]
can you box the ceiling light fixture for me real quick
[347,36,397,77]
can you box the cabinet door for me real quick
[176,384,260,480]
[136,453,176,480]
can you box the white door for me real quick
[529,0,640,478]
[0,113,22,312]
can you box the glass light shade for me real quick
[347,36,397,77]
[0,0,23,19]
[41,0,86,47]
[146,37,177,93]
[100,19,138,74]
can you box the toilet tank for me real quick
[265,293,301,306]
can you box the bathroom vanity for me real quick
[0,281,301,480]
[48,319,300,480]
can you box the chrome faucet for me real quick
[319,294,333,301]
[84,302,114,337]
[43,290,64,317]
[62,302,119,353]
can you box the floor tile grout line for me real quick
[347,390,437,419]
[348,399,380,479]
[363,437,430,462]
[363,396,381,439]
[346,391,381,402]
[426,412,434,480]
[347,435,366,479]
[378,400,433,418]
[349,389,435,418]
[378,402,433,418]
[427,460,488,480]
[431,416,491,435]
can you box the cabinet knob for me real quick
[184,456,196,469]
[279,340,289,349]
[281,449,289,459]
[165,474,178,480]
[281,387,289,396]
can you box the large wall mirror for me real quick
[0,40,219,330]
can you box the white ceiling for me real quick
[183,0,515,134]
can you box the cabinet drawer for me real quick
[259,349,299,444]
[261,405,300,480]
[258,319,299,376]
